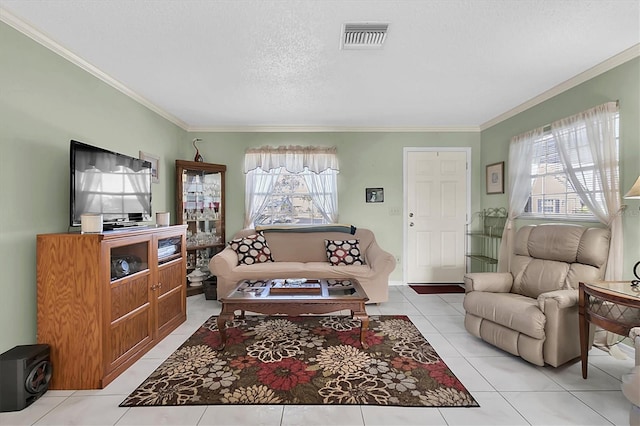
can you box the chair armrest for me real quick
[364,241,396,275]
[537,289,578,312]
[208,247,238,276]
[464,272,512,293]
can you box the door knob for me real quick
[409,213,414,217]
[409,222,414,227]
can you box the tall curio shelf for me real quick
[465,208,507,273]
[176,160,226,296]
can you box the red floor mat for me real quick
[409,284,465,294]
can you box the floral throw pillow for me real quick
[229,233,274,265]
[325,239,364,266]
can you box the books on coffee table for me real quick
[269,279,322,295]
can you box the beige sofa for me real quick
[463,223,610,367]
[209,227,395,303]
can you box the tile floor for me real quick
[0,285,634,426]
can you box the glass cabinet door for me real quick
[176,160,226,295]
[109,240,150,281]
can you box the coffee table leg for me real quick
[216,309,235,351]
[352,310,369,349]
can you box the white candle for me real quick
[81,214,103,233]
[156,212,170,226]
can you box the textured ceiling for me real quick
[1,0,639,130]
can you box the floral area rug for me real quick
[120,315,479,408]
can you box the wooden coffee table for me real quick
[578,280,640,378]
[216,278,369,349]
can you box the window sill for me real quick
[518,214,600,223]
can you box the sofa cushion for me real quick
[527,224,585,263]
[464,292,546,340]
[232,261,306,276]
[229,233,274,265]
[304,261,370,276]
[229,261,371,282]
[566,263,604,290]
[325,239,364,265]
[515,259,570,298]
[577,227,611,268]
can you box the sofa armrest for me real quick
[209,247,238,276]
[363,240,395,275]
[537,289,578,312]
[464,273,512,293]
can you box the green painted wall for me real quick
[480,58,640,280]
[177,132,482,281]
[0,22,185,353]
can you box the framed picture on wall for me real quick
[140,151,160,184]
[486,162,504,194]
[366,188,384,203]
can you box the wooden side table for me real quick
[578,281,640,379]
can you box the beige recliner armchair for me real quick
[463,223,610,367]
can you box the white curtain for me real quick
[244,168,282,228]
[498,127,544,272]
[244,145,339,173]
[303,169,339,223]
[551,101,621,280]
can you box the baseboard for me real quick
[388,280,405,286]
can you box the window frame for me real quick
[520,114,619,221]
[246,167,338,227]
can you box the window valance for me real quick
[244,146,339,174]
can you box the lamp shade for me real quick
[624,176,640,199]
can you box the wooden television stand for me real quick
[36,225,187,389]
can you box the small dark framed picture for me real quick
[486,162,504,194]
[366,188,384,203]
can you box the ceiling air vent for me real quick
[342,23,389,49]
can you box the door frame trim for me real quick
[402,147,471,284]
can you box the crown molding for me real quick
[480,43,640,131]
[0,8,189,130]
[185,125,481,133]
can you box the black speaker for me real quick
[0,344,52,412]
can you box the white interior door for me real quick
[405,149,468,283]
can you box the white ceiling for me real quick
[1,0,639,131]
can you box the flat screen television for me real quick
[70,140,152,228]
